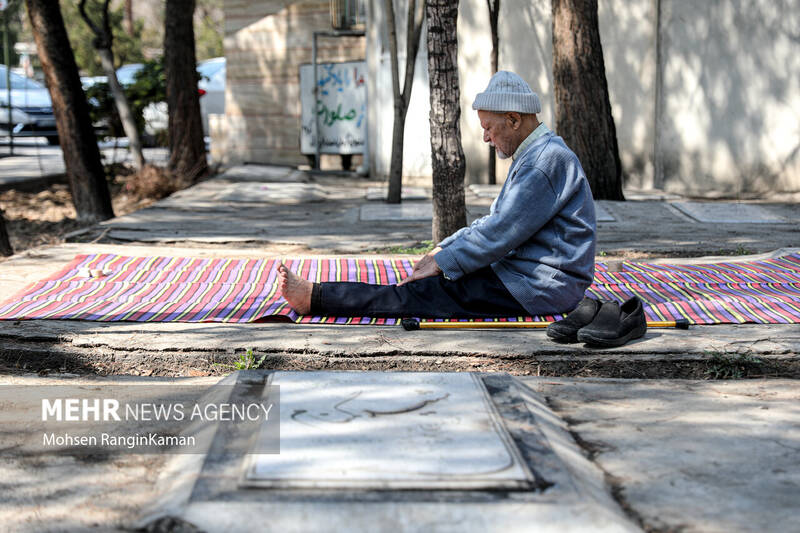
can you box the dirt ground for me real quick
[0,171,165,257]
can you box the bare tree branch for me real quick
[385,0,427,204]
[384,0,401,106]
[78,0,101,41]
[78,0,145,170]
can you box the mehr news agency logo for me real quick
[40,395,275,450]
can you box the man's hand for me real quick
[397,247,443,286]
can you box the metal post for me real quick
[3,6,12,155]
[312,32,320,170]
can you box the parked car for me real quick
[80,75,108,90]
[0,65,60,145]
[111,58,225,138]
[115,63,144,86]
[197,57,225,136]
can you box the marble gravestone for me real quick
[138,371,638,533]
[242,372,533,490]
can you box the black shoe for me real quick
[577,296,647,347]
[546,297,601,343]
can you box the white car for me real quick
[0,65,59,145]
[197,57,225,136]
[113,58,225,138]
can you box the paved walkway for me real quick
[92,165,800,254]
[2,164,798,374]
[0,163,798,532]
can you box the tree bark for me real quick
[385,0,425,204]
[552,0,624,200]
[124,0,134,36]
[0,211,12,257]
[79,0,145,171]
[486,0,500,185]
[427,0,466,243]
[26,0,114,223]
[165,0,207,184]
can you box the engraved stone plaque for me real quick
[242,372,534,490]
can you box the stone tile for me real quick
[671,201,786,223]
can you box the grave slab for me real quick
[138,371,638,533]
[671,201,786,223]
[623,189,683,201]
[366,187,428,201]
[359,203,490,222]
[360,202,434,221]
[469,184,503,198]
[211,182,328,204]
[217,165,305,182]
[243,372,532,490]
[594,202,616,222]
[466,185,616,222]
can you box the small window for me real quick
[330,0,365,30]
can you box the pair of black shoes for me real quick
[546,296,647,347]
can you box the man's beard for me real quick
[492,144,509,160]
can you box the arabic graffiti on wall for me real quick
[300,61,366,155]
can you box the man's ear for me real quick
[505,112,522,130]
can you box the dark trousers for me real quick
[310,266,528,318]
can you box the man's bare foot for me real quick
[277,263,313,314]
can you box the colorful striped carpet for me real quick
[1,252,799,325]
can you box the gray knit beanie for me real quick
[472,71,541,114]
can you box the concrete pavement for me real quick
[0,374,796,532]
[1,164,798,375]
[0,162,798,532]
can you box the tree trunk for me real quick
[487,0,500,185]
[552,0,624,200]
[427,0,466,243]
[99,48,145,170]
[0,211,12,257]
[79,0,146,171]
[165,0,207,184]
[124,0,134,36]
[387,103,407,203]
[385,0,425,204]
[26,0,114,223]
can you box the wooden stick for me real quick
[401,318,690,330]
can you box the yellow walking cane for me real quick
[401,318,690,331]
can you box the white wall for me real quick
[366,0,800,194]
[656,0,800,195]
[367,0,432,181]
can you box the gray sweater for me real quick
[434,131,596,315]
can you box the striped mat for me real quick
[1,253,799,325]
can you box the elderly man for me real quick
[279,71,596,318]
